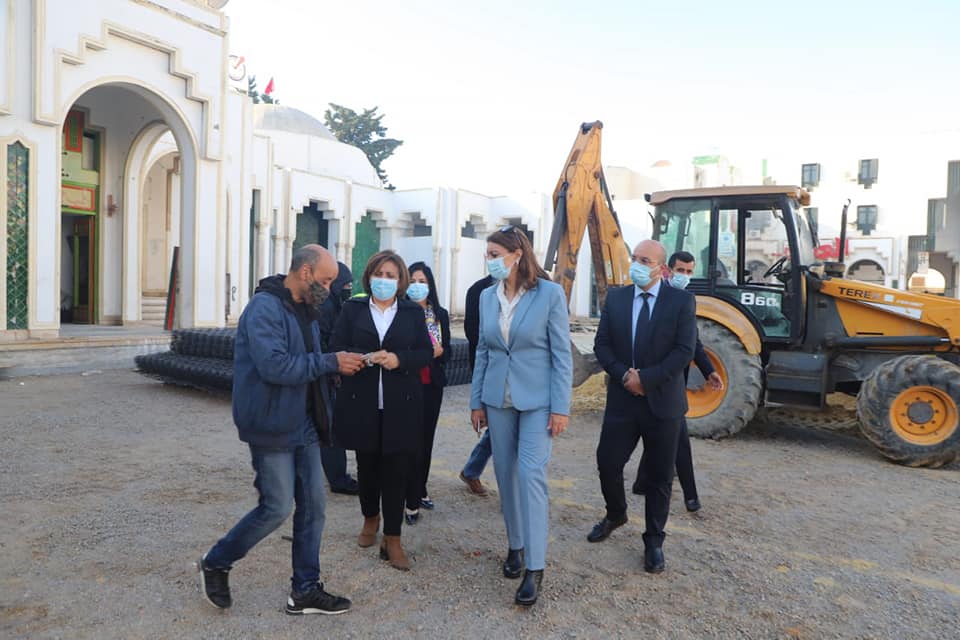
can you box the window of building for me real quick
[948,160,960,195]
[858,159,879,188]
[856,205,878,235]
[801,163,820,189]
[81,133,98,171]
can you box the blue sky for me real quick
[226,0,960,195]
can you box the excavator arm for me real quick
[544,121,631,311]
[545,122,632,386]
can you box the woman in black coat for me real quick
[331,250,433,571]
[403,262,451,525]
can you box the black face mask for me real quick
[308,281,330,310]
[339,287,353,303]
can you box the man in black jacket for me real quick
[458,274,494,496]
[587,240,696,574]
[198,245,365,614]
[631,251,724,512]
[318,262,360,495]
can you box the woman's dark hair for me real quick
[486,226,550,290]
[362,250,410,298]
[407,261,444,312]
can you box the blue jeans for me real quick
[205,442,327,594]
[461,428,492,479]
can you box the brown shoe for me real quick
[459,471,489,497]
[379,535,410,571]
[358,515,380,548]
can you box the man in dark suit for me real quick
[317,261,360,495]
[588,240,696,574]
[458,274,495,497]
[632,251,724,512]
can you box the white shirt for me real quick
[496,282,526,407]
[631,279,662,359]
[369,298,398,409]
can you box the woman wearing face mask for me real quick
[331,251,434,570]
[470,226,573,606]
[402,262,451,525]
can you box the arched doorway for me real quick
[908,268,946,295]
[59,82,199,328]
[847,259,885,286]
[352,211,383,292]
[58,107,103,324]
[295,201,330,252]
[140,145,180,325]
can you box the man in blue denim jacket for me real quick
[198,245,365,615]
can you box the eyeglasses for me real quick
[630,256,659,266]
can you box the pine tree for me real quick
[324,104,403,189]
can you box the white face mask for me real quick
[671,273,691,290]
[407,282,430,302]
[487,256,512,280]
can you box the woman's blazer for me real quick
[469,278,572,415]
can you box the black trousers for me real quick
[320,445,350,488]
[634,418,698,501]
[321,386,351,490]
[406,383,444,510]
[596,396,681,547]
[355,412,411,536]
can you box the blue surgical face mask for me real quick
[671,273,691,290]
[487,256,512,281]
[630,262,654,288]
[407,282,430,302]
[370,277,398,301]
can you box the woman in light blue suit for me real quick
[470,225,572,607]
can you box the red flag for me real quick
[264,77,275,95]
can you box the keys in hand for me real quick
[369,350,400,370]
[336,352,365,376]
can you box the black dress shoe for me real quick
[503,548,524,579]
[330,477,360,495]
[685,497,701,512]
[631,482,645,496]
[644,546,665,573]
[514,569,543,606]
[587,516,628,543]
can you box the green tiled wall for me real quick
[6,142,29,330]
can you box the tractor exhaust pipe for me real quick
[838,198,851,263]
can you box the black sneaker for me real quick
[197,553,231,609]
[285,584,351,615]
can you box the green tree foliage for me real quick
[247,75,276,104]
[324,104,402,189]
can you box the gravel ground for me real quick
[1,370,958,639]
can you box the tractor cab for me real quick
[650,185,817,347]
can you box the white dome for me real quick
[253,104,336,141]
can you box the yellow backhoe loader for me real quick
[546,122,960,468]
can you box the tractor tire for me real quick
[856,355,960,468]
[686,318,763,439]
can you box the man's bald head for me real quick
[287,244,338,305]
[290,244,336,274]
[633,239,667,265]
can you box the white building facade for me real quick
[0,0,559,343]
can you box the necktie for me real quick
[633,292,651,368]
